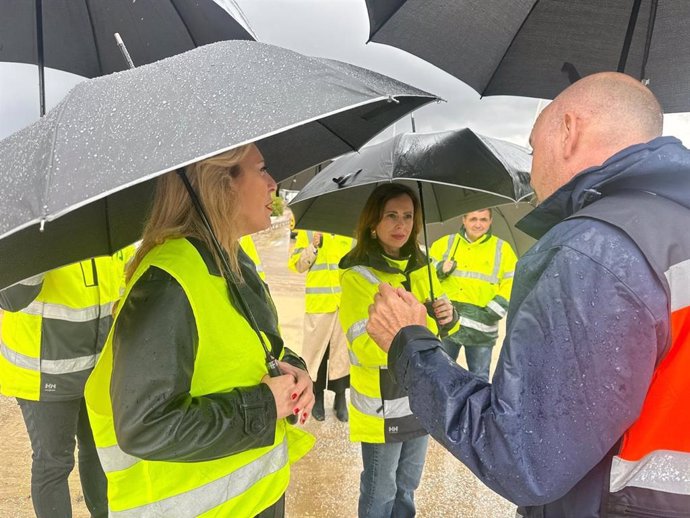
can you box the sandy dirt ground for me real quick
[0,218,516,518]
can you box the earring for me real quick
[370,229,377,239]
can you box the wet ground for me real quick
[0,218,516,517]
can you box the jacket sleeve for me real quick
[110,266,277,462]
[388,242,666,505]
[485,241,517,321]
[429,236,454,280]
[0,274,45,311]
[288,230,317,274]
[339,269,388,368]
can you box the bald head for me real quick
[529,72,663,202]
[553,72,663,147]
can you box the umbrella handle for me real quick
[417,181,436,304]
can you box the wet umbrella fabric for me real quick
[289,128,533,237]
[366,0,690,113]
[0,40,436,290]
[0,0,253,78]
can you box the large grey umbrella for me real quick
[289,128,533,237]
[426,203,536,258]
[0,40,436,290]
[0,0,253,116]
[366,0,690,112]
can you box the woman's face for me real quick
[234,145,277,236]
[374,194,414,257]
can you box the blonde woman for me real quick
[85,144,315,518]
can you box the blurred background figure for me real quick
[240,234,266,282]
[339,183,456,518]
[429,208,516,381]
[289,230,353,422]
[0,247,133,518]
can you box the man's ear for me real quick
[561,112,580,160]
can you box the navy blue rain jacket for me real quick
[388,137,690,516]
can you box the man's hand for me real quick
[311,232,322,248]
[442,259,456,275]
[367,283,427,353]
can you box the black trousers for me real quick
[17,397,107,518]
[313,344,350,394]
[255,494,285,518]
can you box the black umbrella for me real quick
[289,127,533,236]
[0,0,253,115]
[0,40,437,290]
[366,0,690,112]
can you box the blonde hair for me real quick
[127,144,254,281]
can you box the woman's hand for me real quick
[261,361,314,424]
[432,296,454,326]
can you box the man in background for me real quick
[429,209,516,380]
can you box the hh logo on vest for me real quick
[44,383,57,392]
[388,426,399,434]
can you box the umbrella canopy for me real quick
[0,40,437,290]
[0,0,253,78]
[289,128,533,237]
[426,202,536,257]
[366,0,690,112]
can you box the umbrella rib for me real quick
[169,0,198,46]
[317,120,358,152]
[367,2,409,43]
[83,0,105,76]
[481,0,540,95]
[40,91,77,223]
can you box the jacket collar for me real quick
[517,136,690,239]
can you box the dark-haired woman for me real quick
[338,183,457,518]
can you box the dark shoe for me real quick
[312,391,325,421]
[334,391,348,422]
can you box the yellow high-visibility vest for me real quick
[85,238,313,518]
[0,249,132,401]
[429,232,516,310]
[339,254,447,443]
[289,231,353,313]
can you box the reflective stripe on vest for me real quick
[452,240,504,285]
[610,450,690,494]
[309,263,339,272]
[350,386,412,420]
[22,300,114,322]
[109,438,289,518]
[486,300,507,318]
[350,266,382,285]
[0,340,99,374]
[346,319,368,345]
[666,258,690,312]
[458,316,498,334]
[305,287,341,295]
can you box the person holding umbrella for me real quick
[84,143,315,518]
[338,183,456,518]
[365,73,690,515]
[429,208,517,380]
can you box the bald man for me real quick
[365,72,690,516]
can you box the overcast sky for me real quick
[2,0,690,145]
